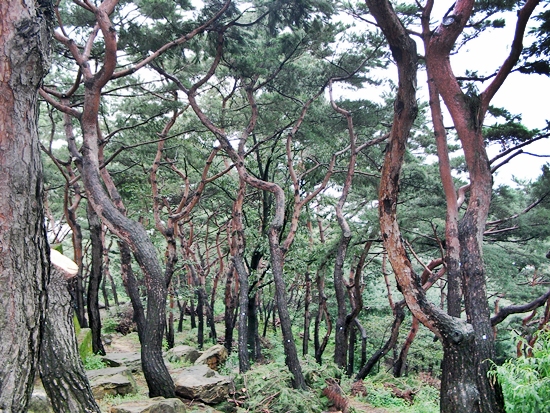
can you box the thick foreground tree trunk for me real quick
[40,250,101,413]
[0,1,51,410]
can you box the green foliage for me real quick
[355,372,439,413]
[83,353,107,370]
[491,331,550,413]
[232,359,328,413]
[77,328,93,361]
[99,392,149,413]
[483,106,538,149]
[101,317,119,335]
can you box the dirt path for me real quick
[348,399,390,413]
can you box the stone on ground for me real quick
[109,397,186,413]
[87,366,137,399]
[175,365,232,404]
[103,352,142,372]
[193,345,228,371]
[166,345,200,364]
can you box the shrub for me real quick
[83,353,107,370]
[231,357,331,413]
[490,331,550,413]
[101,316,118,335]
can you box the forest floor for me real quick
[102,333,392,413]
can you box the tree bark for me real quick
[40,250,101,413]
[63,106,88,328]
[0,1,51,410]
[303,270,312,356]
[87,203,106,355]
[422,0,539,409]
[366,2,486,412]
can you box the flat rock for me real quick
[87,366,137,399]
[109,397,186,413]
[194,345,228,371]
[166,345,201,364]
[103,352,142,372]
[175,365,232,404]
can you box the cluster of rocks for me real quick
[29,344,234,413]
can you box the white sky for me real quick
[430,3,550,186]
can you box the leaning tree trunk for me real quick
[0,1,51,410]
[269,235,307,390]
[40,250,101,413]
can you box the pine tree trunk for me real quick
[249,293,262,360]
[87,203,106,355]
[302,271,312,356]
[40,251,101,413]
[0,1,51,409]
[223,262,237,353]
[236,254,250,372]
[269,236,306,390]
[333,235,351,368]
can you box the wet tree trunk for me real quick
[87,203,106,355]
[118,241,146,341]
[40,251,101,413]
[303,271,312,356]
[236,255,250,371]
[196,288,205,349]
[102,235,119,308]
[347,323,356,376]
[177,299,186,333]
[223,262,237,353]
[0,1,51,410]
[166,292,175,349]
[333,234,352,368]
[249,293,263,361]
[62,108,88,328]
[190,299,197,329]
[314,265,332,364]
[269,236,307,389]
[355,319,367,370]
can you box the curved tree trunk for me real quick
[41,250,101,413]
[366,2,492,412]
[356,305,405,380]
[0,1,51,410]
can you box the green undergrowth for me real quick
[230,356,343,413]
[99,391,149,413]
[490,331,550,413]
[357,372,439,413]
[223,335,440,413]
[83,353,107,370]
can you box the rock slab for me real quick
[166,345,201,364]
[87,366,137,399]
[103,351,143,372]
[109,397,186,413]
[175,365,232,404]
